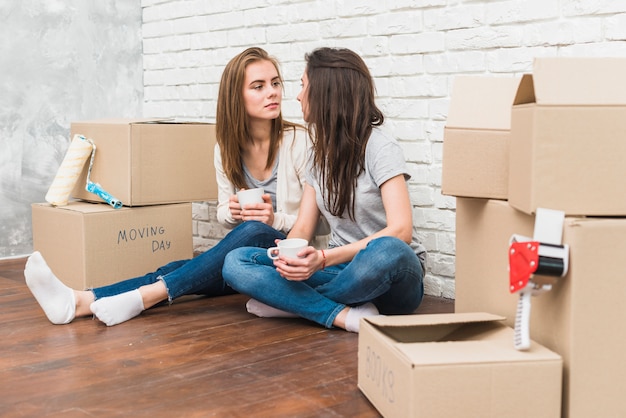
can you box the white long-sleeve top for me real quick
[214,126,311,235]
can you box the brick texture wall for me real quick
[141,0,626,298]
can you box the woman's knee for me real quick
[222,249,245,280]
[222,247,262,292]
[227,221,284,249]
[368,236,416,266]
[234,220,274,236]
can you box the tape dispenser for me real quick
[508,208,569,351]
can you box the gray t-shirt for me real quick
[306,127,426,262]
[243,156,279,212]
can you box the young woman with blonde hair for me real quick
[25,47,326,326]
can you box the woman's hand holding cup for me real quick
[268,238,320,281]
[267,238,308,260]
[233,188,274,225]
[237,187,264,208]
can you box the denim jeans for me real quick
[223,236,424,328]
[91,221,286,302]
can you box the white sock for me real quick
[246,298,298,318]
[90,289,144,326]
[24,251,76,324]
[345,302,379,333]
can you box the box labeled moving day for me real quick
[455,197,626,418]
[71,118,217,206]
[442,76,521,200]
[32,201,192,290]
[509,57,626,215]
[358,312,562,418]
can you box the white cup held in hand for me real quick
[237,187,264,208]
[267,238,308,260]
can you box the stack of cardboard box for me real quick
[444,58,626,417]
[357,62,579,418]
[32,119,217,290]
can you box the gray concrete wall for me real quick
[0,1,143,258]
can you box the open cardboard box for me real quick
[442,75,521,200]
[509,57,626,215]
[71,118,217,206]
[358,312,562,418]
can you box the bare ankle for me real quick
[332,307,350,330]
[138,281,168,310]
[74,290,95,317]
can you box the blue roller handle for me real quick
[86,181,123,209]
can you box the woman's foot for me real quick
[246,298,298,318]
[90,281,167,326]
[90,290,145,326]
[335,302,379,333]
[24,251,76,324]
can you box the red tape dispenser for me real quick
[508,208,569,351]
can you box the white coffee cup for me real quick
[237,187,264,208]
[267,238,308,260]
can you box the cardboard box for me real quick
[509,57,626,215]
[32,201,192,290]
[358,312,562,418]
[71,118,217,206]
[455,197,626,418]
[442,76,521,199]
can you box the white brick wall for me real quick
[141,0,626,299]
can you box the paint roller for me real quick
[45,134,92,206]
[45,134,122,208]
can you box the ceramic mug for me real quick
[237,187,264,208]
[267,238,308,260]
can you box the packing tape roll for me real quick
[45,134,92,206]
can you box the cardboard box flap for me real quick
[516,57,626,105]
[362,312,560,365]
[73,118,170,125]
[33,201,122,214]
[364,312,504,328]
[446,76,521,130]
[512,74,535,105]
[140,118,214,125]
[364,312,506,343]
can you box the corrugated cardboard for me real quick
[455,197,626,418]
[442,76,521,199]
[71,118,217,206]
[358,312,562,418]
[508,57,626,215]
[32,201,192,290]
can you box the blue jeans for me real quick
[223,236,424,328]
[91,221,286,302]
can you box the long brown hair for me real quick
[304,47,384,220]
[216,47,298,190]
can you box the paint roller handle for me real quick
[86,181,123,209]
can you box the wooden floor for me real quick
[0,257,454,417]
